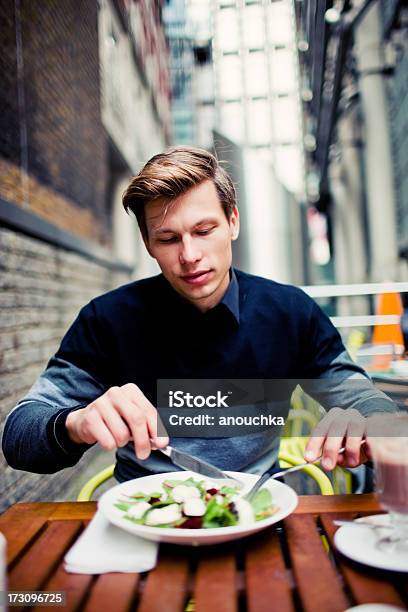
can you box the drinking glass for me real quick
[368,414,408,551]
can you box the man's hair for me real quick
[122,146,237,239]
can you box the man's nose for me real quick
[179,237,202,265]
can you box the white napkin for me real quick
[64,510,158,574]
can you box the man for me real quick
[2,146,397,482]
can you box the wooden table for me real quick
[1,495,407,612]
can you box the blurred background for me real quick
[1,0,408,508]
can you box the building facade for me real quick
[0,0,170,510]
[297,0,408,291]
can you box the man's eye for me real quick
[196,227,214,236]
[158,236,178,243]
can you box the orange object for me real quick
[371,292,404,369]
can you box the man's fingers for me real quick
[150,437,170,450]
[304,434,326,462]
[130,418,152,460]
[336,454,345,466]
[304,412,338,462]
[119,385,156,458]
[320,414,350,470]
[121,383,155,412]
[82,409,117,451]
[150,412,169,448]
[118,401,152,459]
[103,385,151,459]
[121,383,169,449]
[98,399,132,448]
[144,405,160,441]
[343,418,366,467]
[321,435,346,470]
[343,438,363,467]
[305,408,370,470]
[78,384,168,460]
[364,442,372,461]
[337,409,367,467]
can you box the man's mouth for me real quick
[181,270,212,285]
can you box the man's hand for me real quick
[65,383,169,460]
[304,407,370,471]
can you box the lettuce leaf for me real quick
[114,502,133,512]
[250,488,272,514]
[123,491,153,502]
[219,485,240,496]
[250,488,278,521]
[163,477,207,497]
[202,497,238,528]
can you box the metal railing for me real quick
[301,281,408,328]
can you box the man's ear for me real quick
[230,206,240,241]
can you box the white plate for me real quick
[334,514,408,572]
[98,470,298,546]
[345,606,406,612]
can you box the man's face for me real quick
[144,179,239,311]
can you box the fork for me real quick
[243,441,366,501]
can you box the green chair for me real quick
[287,386,323,438]
[77,451,334,501]
[285,408,320,437]
[284,398,354,495]
[280,435,353,495]
[77,464,115,501]
[278,450,334,495]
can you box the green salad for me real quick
[114,477,278,529]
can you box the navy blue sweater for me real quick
[2,270,396,479]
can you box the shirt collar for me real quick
[220,268,240,324]
[159,268,240,325]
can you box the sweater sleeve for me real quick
[298,298,398,416]
[2,301,109,473]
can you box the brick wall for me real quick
[0,0,169,510]
[0,159,107,244]
[0,0,109,244]
[0,228,129,512]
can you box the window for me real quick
[245,52,268,97]
[243,4,265,49]
[218,55,243,99]
[216,8,239,52]
[248,100,271,145]
[219,102,245,142]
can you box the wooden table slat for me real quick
[0,496,382,524]
[33,562,94,612]
[2,495,401,612]
[83,573,140,612]
[194,546,237,612]
[9,521,83,592]
[284,514,350,612]
[137,547,190,612]
[245,529,294,612]
[0,503,56,565]
[321,513,407,608]
[48,502,97,521]
[292,494,381,514]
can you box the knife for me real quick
[158,445,241,484]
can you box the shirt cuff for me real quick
[353,397,398,417]
[46,406,94,456]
